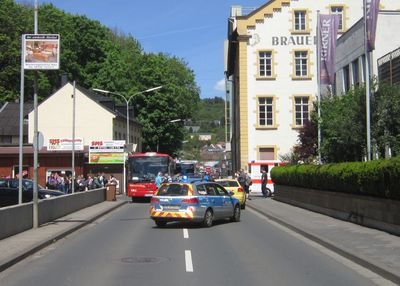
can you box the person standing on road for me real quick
[238,169,251,200]
[155,172,163,188]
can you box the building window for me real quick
[258,51,273,77]
[294,96,310,126]
[352,59,359,86]
[331,5,344,31]
[0,135,12,144]
[343,65,350,93]
[258,97,274,127]
[294,10,306,31]
[259,147,275,160]
[293,50,309,78]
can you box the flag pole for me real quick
[364,0,372,161]
[316,10,322,164]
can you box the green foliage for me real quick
[292,118,318,163]
[193,97,225,141]
[133,53,200,154]
[372,82,400,158]
[320,86,366,162]
[271,156,400,200]
[0,0,33,103]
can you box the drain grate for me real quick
[121,256,170,264]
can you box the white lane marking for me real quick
[183,228,189,239]
[185,250,194,272]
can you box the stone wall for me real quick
[274,185,400,236]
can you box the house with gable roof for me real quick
[0,102,32,145]
[28,82,142,150]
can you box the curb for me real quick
[247,203,400,285]
[0,200,128,272]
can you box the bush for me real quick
[271,157,400,200]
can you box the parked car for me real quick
[0,178,64,207]
[215,178,246,209]
[150,181,241,227]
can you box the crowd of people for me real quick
[46,172,119,194]
[154,169,218,188]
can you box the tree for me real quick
[372,82,400,157]
[133,53,200,155]
[293,117,318,163]
[0,2,200,157]
[0,0,33,103]
[320,86,366,162]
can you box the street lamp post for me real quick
[93,86,162,145]
[93,86,162,196]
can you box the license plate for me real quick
[144,194,153,197]
[163,206,180,211]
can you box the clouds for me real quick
[214,79,226,92]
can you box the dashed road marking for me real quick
[185,250,193,272]
[183,228,189,239]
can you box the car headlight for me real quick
[44,194,51,198]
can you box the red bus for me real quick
[126,152,175,201]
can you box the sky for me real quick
[19,0,268,98]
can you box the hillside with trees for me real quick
[192,97,225,140]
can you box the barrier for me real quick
[0,188,106,240]
[274,185,400,236]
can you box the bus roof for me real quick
[128,152,170,158]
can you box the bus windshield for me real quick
[176,160,198,175]
[128,155,169,181]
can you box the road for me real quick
[0,201,391,286]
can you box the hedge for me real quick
[270,156,400,200]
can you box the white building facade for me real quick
[225,0,399,171]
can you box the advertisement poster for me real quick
[89,140,125,164]
[47,138,84,151]
[23,34,60,70]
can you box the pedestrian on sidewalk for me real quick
[261,168,269,198]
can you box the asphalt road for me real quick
[0,202,392,286]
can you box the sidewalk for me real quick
[0,195,128,272]
[247,195,400,284]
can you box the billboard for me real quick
[23,34,60,70]
[89,140,125,164]
[47,138,84,151]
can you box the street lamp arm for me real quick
[113,92,129,104]
[92,85,162,148]
[93,86,162,103]
[92,88,123,98]
[126,85,163,103]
